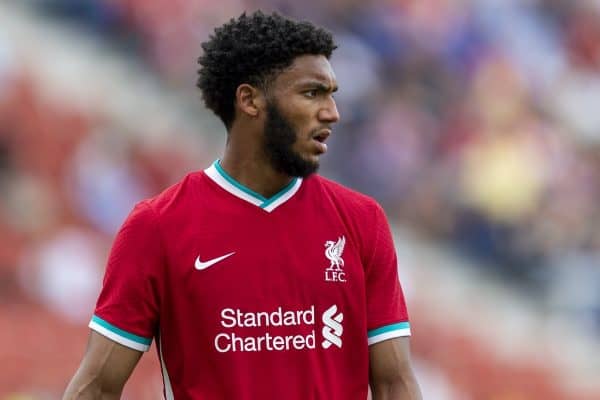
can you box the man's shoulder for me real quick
[307,175,388,245]
[309,174,381,212]
[136,170,207,217]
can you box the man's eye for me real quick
[304,90,318,98]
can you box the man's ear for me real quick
[235,84,266,118]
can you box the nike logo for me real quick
[194,252,235,270]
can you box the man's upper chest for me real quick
[159,201,365,308]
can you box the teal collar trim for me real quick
[205,160,303,212]
[214,160,268,202]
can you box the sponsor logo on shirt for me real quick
[324,236,346,283]
[214,305,343,353]
[322,304,343,348]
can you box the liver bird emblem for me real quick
[325,236,346,271]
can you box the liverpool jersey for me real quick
[90,160,411,399]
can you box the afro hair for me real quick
[197,11,337,129]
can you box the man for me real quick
[63,11,422,400]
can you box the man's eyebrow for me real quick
[297,80,339,92]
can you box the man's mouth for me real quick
[312,129,331,143]
[311,129,331,154]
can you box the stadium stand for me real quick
[1,1,600,398]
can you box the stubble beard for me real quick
[263,101,319,178]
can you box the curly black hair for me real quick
[197,11,337,129]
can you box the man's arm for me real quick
[63,331,143,400]
[369,336,422,400]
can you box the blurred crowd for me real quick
[1,0,600,398]
[30,0,600,329]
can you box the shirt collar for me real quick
[204,160,303,212]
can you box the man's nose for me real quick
[319,98,340,123]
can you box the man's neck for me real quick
[219,152,295,199]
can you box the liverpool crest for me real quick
[324,236,346,282]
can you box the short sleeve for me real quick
[364,203,411,345]
[89,201,163,351]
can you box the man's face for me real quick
[262,55,340,178]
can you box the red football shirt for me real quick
[90,161,411,399]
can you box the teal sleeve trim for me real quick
[91,315,152,345]
[368,321,410,338]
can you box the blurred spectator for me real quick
[66,128,152,235]
[18,226,104,323]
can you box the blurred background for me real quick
[1,0,600,398]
